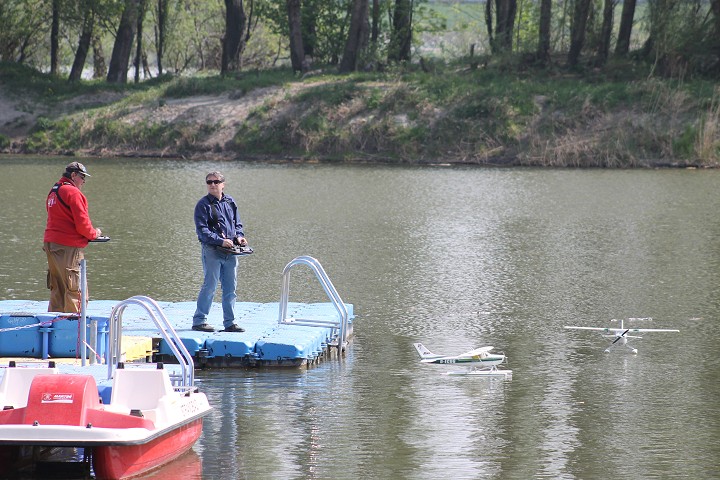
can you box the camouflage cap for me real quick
[65,161,91,177]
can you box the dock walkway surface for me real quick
[0,299,354,369]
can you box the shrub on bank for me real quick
[1,60,719,167]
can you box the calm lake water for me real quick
[1,156,719,479]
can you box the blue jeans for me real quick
[193,244,238,329]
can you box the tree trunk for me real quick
[388,0,412,62]
[300,3,315,58]
[134,0,147,83]
[567,0,592,67]
[287,0,306,73]
[157,0,168,75]
[340,0,369,72]
[614,0,636,55]
[497,0,517,52]
[489,0,516,54]
[537,0,552,63]
[69,9,94,82]
[485,0,494,53]
[107,0,141,83]
[595,0,615,66]
[92,32,107,79]
[50,0,60,75]
[371,0,380,43]
[221,0,247,74]
[712,0,720,36]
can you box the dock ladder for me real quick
[278,256,349,352]
[107,296,196,389]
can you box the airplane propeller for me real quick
[611,329,630,344]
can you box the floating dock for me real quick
[0,299,354,369]
[1,256,354,370]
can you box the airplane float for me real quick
[564,318,679,353]
[413,343,512,378]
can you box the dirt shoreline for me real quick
[0,81,715,168]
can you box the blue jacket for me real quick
[194,193,244,246]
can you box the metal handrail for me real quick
[278,256,349,349]
[79,259,88,365]
[107,296,195,387]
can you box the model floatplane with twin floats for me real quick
[564,318,680,353]
[413,343,512,377]
[414,318,679,381]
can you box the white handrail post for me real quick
[80,259,87,366]
[108,297,195,387]
[278,256,349,351]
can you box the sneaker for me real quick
[221,324,245,332]
[192,323,215,332]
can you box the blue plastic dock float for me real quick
[0,300,354,369]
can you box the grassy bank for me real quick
[1,60,718,167]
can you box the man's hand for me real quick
[95,228,102,238]
[234,237,248,247]
[222,238,234,248]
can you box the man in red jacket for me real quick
[43,162,102,313]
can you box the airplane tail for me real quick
[413,343,437,359]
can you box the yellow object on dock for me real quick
[121,335,154,362]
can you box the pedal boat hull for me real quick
[0,371,211,480]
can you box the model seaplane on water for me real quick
[564,318,679,354]
[413,343,512,378]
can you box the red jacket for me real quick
[44,177,98,247]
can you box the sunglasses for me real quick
[206,180,223,185]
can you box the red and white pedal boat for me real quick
[0,296,212,479]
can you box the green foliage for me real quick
[673,124,697,158]
[22,112,219,154]
[293,81,360,106]
[4,49,720,166]
[259,0,352,65]
[142,0,224,73]
[0,134,10,149]
[0,61,150,103]
[162,69,296,98]
[0,0,48,65]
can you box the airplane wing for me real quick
[565,326,679,333]
[626,328,679,333]
[565,326,614,331]
[459,346,494,357]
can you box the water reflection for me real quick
[1,157,720,479]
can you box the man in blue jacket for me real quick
[192,171,248,332]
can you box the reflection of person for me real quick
[43,162,102,313]
[192,171,248,333]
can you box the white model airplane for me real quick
[564,318,679,353]
[413,343,512,377]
